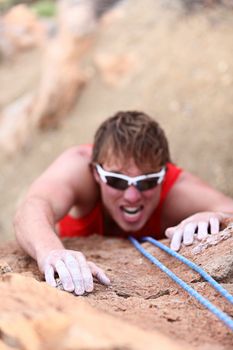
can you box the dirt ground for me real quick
[0,1,233,348]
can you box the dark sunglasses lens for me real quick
[106,176,128,190]
[137,178,159,191]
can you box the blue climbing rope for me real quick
[142,236,233,305]
[129,236,233,332]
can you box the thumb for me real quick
[165,226,176,239]
[88,261,111,286]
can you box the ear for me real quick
[91,164,101,184]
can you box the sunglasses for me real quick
[95,164,166,191]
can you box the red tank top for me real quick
[59,162,182,239]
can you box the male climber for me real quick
[14,111,233,295]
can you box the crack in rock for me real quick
[145,289,170,299]
[192,228,232,255]
[203,255,233,283]
[114,290,131,298]
[0,329,22,349]
[0,261,12,274]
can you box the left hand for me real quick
[165,212,225,251]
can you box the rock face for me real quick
[0,4,44,58]
[0,232,233,350]
[0,273,188,350]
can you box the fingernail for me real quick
[47,280,57,287]
[171,244,179,251]
[64,283,74,292]
[184,240,193,246]
[75,288,85,296]
[100,275,111,285]
[85,283,94,293]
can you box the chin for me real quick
[118,220,145,233]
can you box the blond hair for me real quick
[92,111,171,170]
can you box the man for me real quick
[14,111,233,295]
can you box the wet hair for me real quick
[91,111,171,170]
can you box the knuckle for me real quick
[87,261,96,270]
[74,278,84,291]
[180,219,189,226]
[210,217,218,223]
[85,275,93,284]
[55,259,64,268]
[84,278,93,290]
[65,256,78,267]
[73,276,84,285]
[174,228,182,236]
[185,221,194,228]
[198,221,207,226]
[60,273,71,282]
[76,251,85,259]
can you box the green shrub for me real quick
[30,0,57,17]
[0,1,56,16]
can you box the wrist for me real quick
[36,241,64,272]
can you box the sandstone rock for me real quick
[94,53,138,87]
[201,254,233,283]
[58,0,97,38]
[0,234,232,349]
[0,261,12,274]
[191,229,232,255]
[0,94,33,156]
[0,1,95,157]
[0,273,188,350]
[0,4,44,58]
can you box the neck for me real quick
[103,209,128,237]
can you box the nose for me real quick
[123,185,141,203]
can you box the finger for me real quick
[197,221,208,240]
[209,217,220,234]
[165,226,175,239]
[88,261,111,286]
[76,254,94,293]
[183,222,197,246]
[55,259,74,292]
[170,229,183,251]
[64,254,85,295]
[44,264,56,287]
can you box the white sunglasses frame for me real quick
[95,163,166,190]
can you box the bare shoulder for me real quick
[29,144,98,205]
[168,170,205,192]
[161,169,233,229]
[167,170,229,199]
[53,144,93,163]
[41,145,93,178]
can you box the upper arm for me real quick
[162,171,233,228]
[26,146,98,221]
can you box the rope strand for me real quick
[142,236,233,305]
[129,236,233,332]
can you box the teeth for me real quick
[122,207,140,214]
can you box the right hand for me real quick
[40,249,111,295]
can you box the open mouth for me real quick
[120,206,143,215]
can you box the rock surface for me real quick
[0,4,44,58]
[0,273,187,350]
[0,232,232,350]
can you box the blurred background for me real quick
[0,0,233,241]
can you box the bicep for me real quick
[28,178,76,221]
[26,146,95,221]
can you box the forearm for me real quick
[14,196,64,270]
